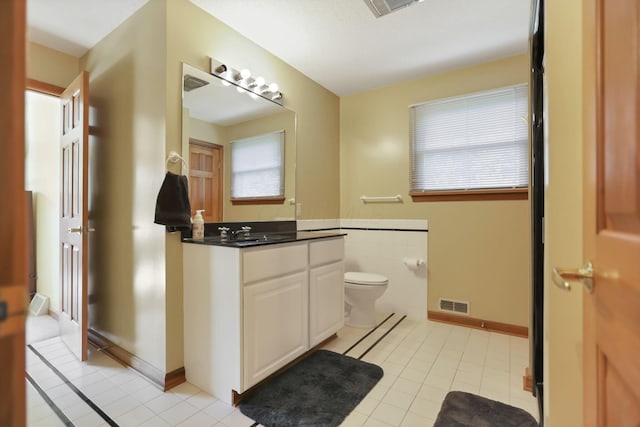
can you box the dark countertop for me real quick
[182,230,346,248]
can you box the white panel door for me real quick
[59,71,89,361]
[243,271,309,389]
[309,261,344,347]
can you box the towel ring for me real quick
[166,151,188,174]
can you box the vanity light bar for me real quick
[210,58,284,105]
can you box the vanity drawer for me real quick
[242,242,308,284]
[309,238,344,267]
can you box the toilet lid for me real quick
[344,272,388,286]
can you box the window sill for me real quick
[410,188,528,202]
[231,196,286,206]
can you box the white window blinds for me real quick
[231,130,285,199]
[410,84,528,193]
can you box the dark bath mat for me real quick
[434,391,538,427]
[239,349,383,427]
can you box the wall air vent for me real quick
[29,293,50,316]
[364,0,424,18]
[183,74,210,92]
[439,298,469,315]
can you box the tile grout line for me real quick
[358,315,407,360]
[26,320,537,425]
[342,313,396,357]
[389,320,429,427]
[27,344,120,427]
[342,315,410,421]
[25,372,75,427]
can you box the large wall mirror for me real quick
[181,63,296,222]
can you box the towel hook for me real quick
[166,151,188,174]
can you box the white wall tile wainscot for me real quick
[298,219,428,319]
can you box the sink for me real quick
[248,233,292,242]
[200,233,295,247]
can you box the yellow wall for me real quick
[80,0,170,371]
[27,42,79,88]
[24,92,60,312]
[27,0,543,386]
[165,0,340,221]
[545,0,584,424]
[340,55,531,327]
[163,0,341,370]
[25,43,79,313]
[55,0,341,374]
[188,116,224,145]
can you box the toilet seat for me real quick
[344,272,388,286]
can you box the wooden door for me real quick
[189,139,223,221]
[0,0,27,425]
[59,72,89,361]
[582,0,640,424]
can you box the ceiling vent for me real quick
[183,74,210,92]
[439,298,470,315]
[364,0,424,18]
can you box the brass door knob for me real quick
[552,261,594,292]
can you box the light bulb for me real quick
[240,69,251,79]
[254,76,265,87]
[268,83,279,93]
[213,64,227,74]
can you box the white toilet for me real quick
[344,272,389,328]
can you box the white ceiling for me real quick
[27,0,150,58]
[27,0,531,96]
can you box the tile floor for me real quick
[25,314,538,426]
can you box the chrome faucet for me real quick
[218,226,230,239]
[232,225,252,239]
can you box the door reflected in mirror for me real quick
[181,63,296,222]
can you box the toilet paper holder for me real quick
[403,257,425,268]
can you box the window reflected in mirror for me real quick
[182,63,296,221]
[231,130,285,202]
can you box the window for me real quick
[410,84,528,201]
[230,130,285,203]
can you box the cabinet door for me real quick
[243,271,309,389]
[309,261,344,347]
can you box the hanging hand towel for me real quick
[154,172,192,227]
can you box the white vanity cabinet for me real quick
[242,243,309,390]
[183,236,344,405]
[309,238,345,346]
